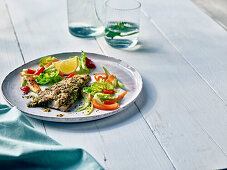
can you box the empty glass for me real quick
[67,0,105,38]
[104,0,141,48]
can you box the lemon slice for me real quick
[55,57,78,75]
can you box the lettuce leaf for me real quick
[39,56,57,64]
[75,51,91,74]
[36,67,62,85]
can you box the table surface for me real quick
[1,0,227,169]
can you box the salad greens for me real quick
[103,66,124,89]
[39,56,57,65]
[93,93,117,103]
[36,51,92,85]
[77,67,125,114]
[76,92,91,112]
[36,66,62,85]
[83,80,114,96]
[75,51,91,74]
[76,92,94,115]
[105,22,139,39]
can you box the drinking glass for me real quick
[104,0,141,48]
[67,0,105,38]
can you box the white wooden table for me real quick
[1,0,227,169]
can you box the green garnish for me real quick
[105,22,139,39]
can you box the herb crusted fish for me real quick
[27,74,91,111]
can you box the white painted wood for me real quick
[96,13,227,169]
[45,105,175,170]
[0,0,45,133]
[6,0,176,169]
[141,0,227,160]
[0,0,23,104]
[140,0,227,105]
[6,0,102,60]
[192,0,227,30]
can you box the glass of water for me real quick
[67,0,105,38]
[104,0,141,48]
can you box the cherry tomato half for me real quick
[86,57,96,69]
[20,86,30,94]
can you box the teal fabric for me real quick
[0,104,103,170]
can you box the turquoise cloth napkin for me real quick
[0,104,103,170]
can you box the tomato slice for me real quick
[66,72,76,78]
[103,89,114,94]
[92,98,119,110]
[94,73,108,81]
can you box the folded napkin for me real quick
[0,104,103,170]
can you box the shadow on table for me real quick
[44,77,157,133]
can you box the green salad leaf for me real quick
[94,93,117,103]
[76,92,91,112]
[83,81,114,96]
[103,66,125,89]
[39,56,57,64]
[36,66,62,85]
[75,51,91,74]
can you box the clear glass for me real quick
[104,0,141,48]
[67,0,105,38]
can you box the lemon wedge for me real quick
[54,57,78,75]
[54,60,62,70]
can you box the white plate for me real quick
[1,52,143,122]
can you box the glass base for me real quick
[69,26,104,38]
[105,38,138,48]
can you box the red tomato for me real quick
[86,57,96,69]
[66,72,76,78]
[20,86,30,94]
[88,63,96,69]
[34,67,45,75]
[103,89,114,94]
[26,69,35,74]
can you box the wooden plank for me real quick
[0,0,45,133]
[140,0,227,157]
[192,0,227,30]
[6,0,176,169]
[5,0,102,60]
[45,105,175,170]
[140,0,227,105]
[0,0,23,104]
[96,13,227,169]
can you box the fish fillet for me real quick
[27,74,91,111]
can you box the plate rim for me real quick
[1,52,143,122]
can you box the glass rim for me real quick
[105,0,141,11]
